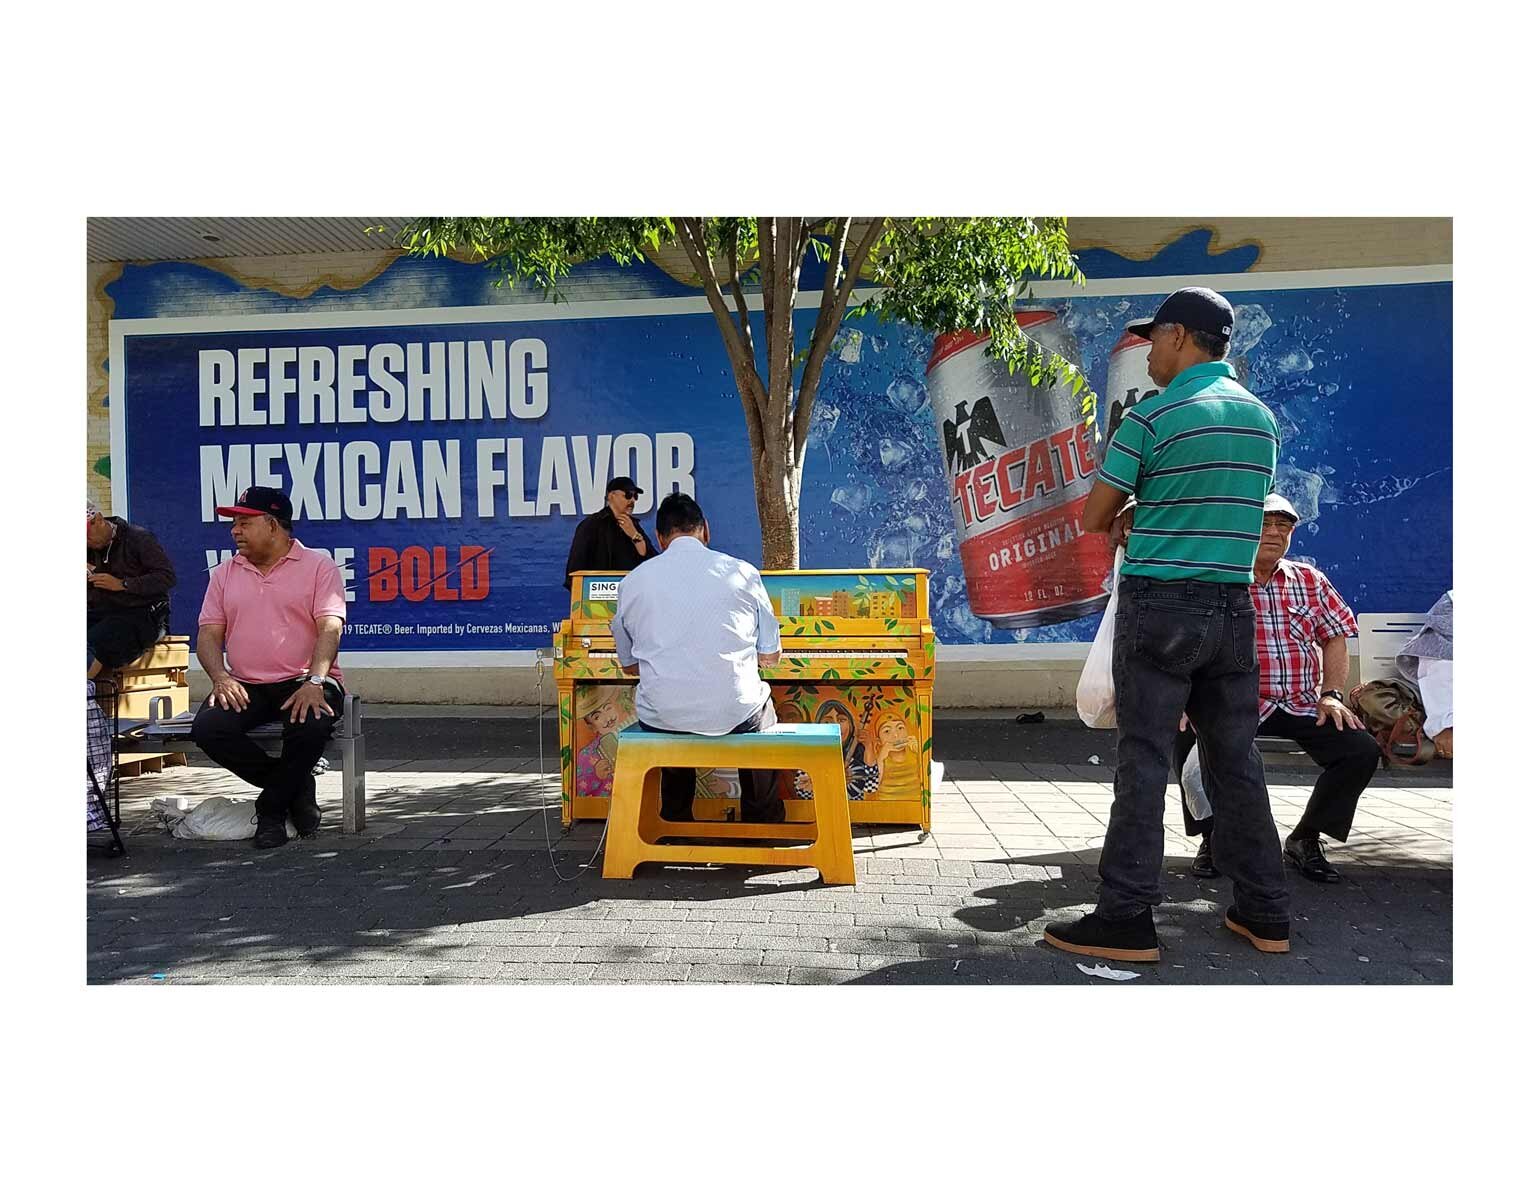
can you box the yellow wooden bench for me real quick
[601,723,856,885]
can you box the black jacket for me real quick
[87,517,177,612]
[563,507,657,590]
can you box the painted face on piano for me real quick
[583,693,632,739]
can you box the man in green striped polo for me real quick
[1045,287,1291,964]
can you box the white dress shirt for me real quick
[611,535,781,735]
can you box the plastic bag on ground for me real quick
[172,795,297,841]
[1076,548,1123,729]
[1181,744,1212,822]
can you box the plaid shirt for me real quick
[1253,558,1358,719]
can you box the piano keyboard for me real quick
[584,648,908,660]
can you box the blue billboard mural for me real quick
[110,267,1452,654]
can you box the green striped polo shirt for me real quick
[1097,360,1280,583]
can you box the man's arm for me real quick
[1084,414,1148,534]
[1318,635,1363,731]
[196,623,227,681]
[751,571,781,669]
[124,529,177,596]
[307,615,343,679]
[1083,478,1132,535]
[197,623,249,712]
[563,516,597,591]
[282,615,344,724]
[611,590,639,676]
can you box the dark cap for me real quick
[216,486,293,523]
[1263,493,1300,523]
[605,476,643,497]
[1126,287,1236,342]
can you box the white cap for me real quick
[1263,493,1299,523]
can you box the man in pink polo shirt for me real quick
[191,486,347,849]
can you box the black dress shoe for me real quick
[1191,836,1218,878]
[253,818,289,850]
[1043,910,1160,963]
[1223,905,1290,953]
[1285,835,1341,883]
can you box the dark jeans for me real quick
[1099,575,1289,923]
[191,677,342,822]
[1175,709,1380,843]
[87,604,167,670]
[637,697,784,823]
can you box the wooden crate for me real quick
[116,750,189,777]
[116,683,189,720]
[123,637,190,672]
[118,667,186,691]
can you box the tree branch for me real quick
[675,218,768,455]
[792,218,887,464]
[725,226,755,365]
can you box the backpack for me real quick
[1349,679,1436,766]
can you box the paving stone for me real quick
[686,965,792,984]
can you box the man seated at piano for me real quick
[611,492,785,823]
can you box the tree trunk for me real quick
[755,435,801,570]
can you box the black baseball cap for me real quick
[1126,287,1235,342]
[605,476,643,497]
[216,485,294,522]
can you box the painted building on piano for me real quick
[87,218,1453,706]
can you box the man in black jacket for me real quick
[87,501,177,678]
[562,476,657,591]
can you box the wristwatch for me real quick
[1321,689,1345,704]
[306,674,329,686]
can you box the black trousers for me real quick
[1176,708,1380,843]
[637,697,784,823]
[191,677,342,821]
[87,604,167,670]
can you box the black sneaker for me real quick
[1285,835,1341,883]
[292,801,323,838]
[1191,836,1218,878]
[291,779,323,838]
[253,817,289,850]
[1043,910,1160,963]
[1223,905,1290,953]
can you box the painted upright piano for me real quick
[552,568,936,830]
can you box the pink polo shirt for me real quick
[198,540,347,684]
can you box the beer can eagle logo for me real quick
[942,396,1008,472]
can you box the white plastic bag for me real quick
[1181,744,1212,822]
[148,795,198,835]
[1076,548,1124,729]
[172,795,296,841]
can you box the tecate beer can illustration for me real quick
[927,308,1114,629]
[1103,320,1160,449]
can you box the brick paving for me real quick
[87,721,1452,985]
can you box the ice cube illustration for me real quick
[885,373,928,414]
[1229,304,1273,358]
[878,437,913,469]
[831,482,874,514]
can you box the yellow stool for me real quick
[602,723,856,886]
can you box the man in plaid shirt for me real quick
[1174,494,1380,882]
